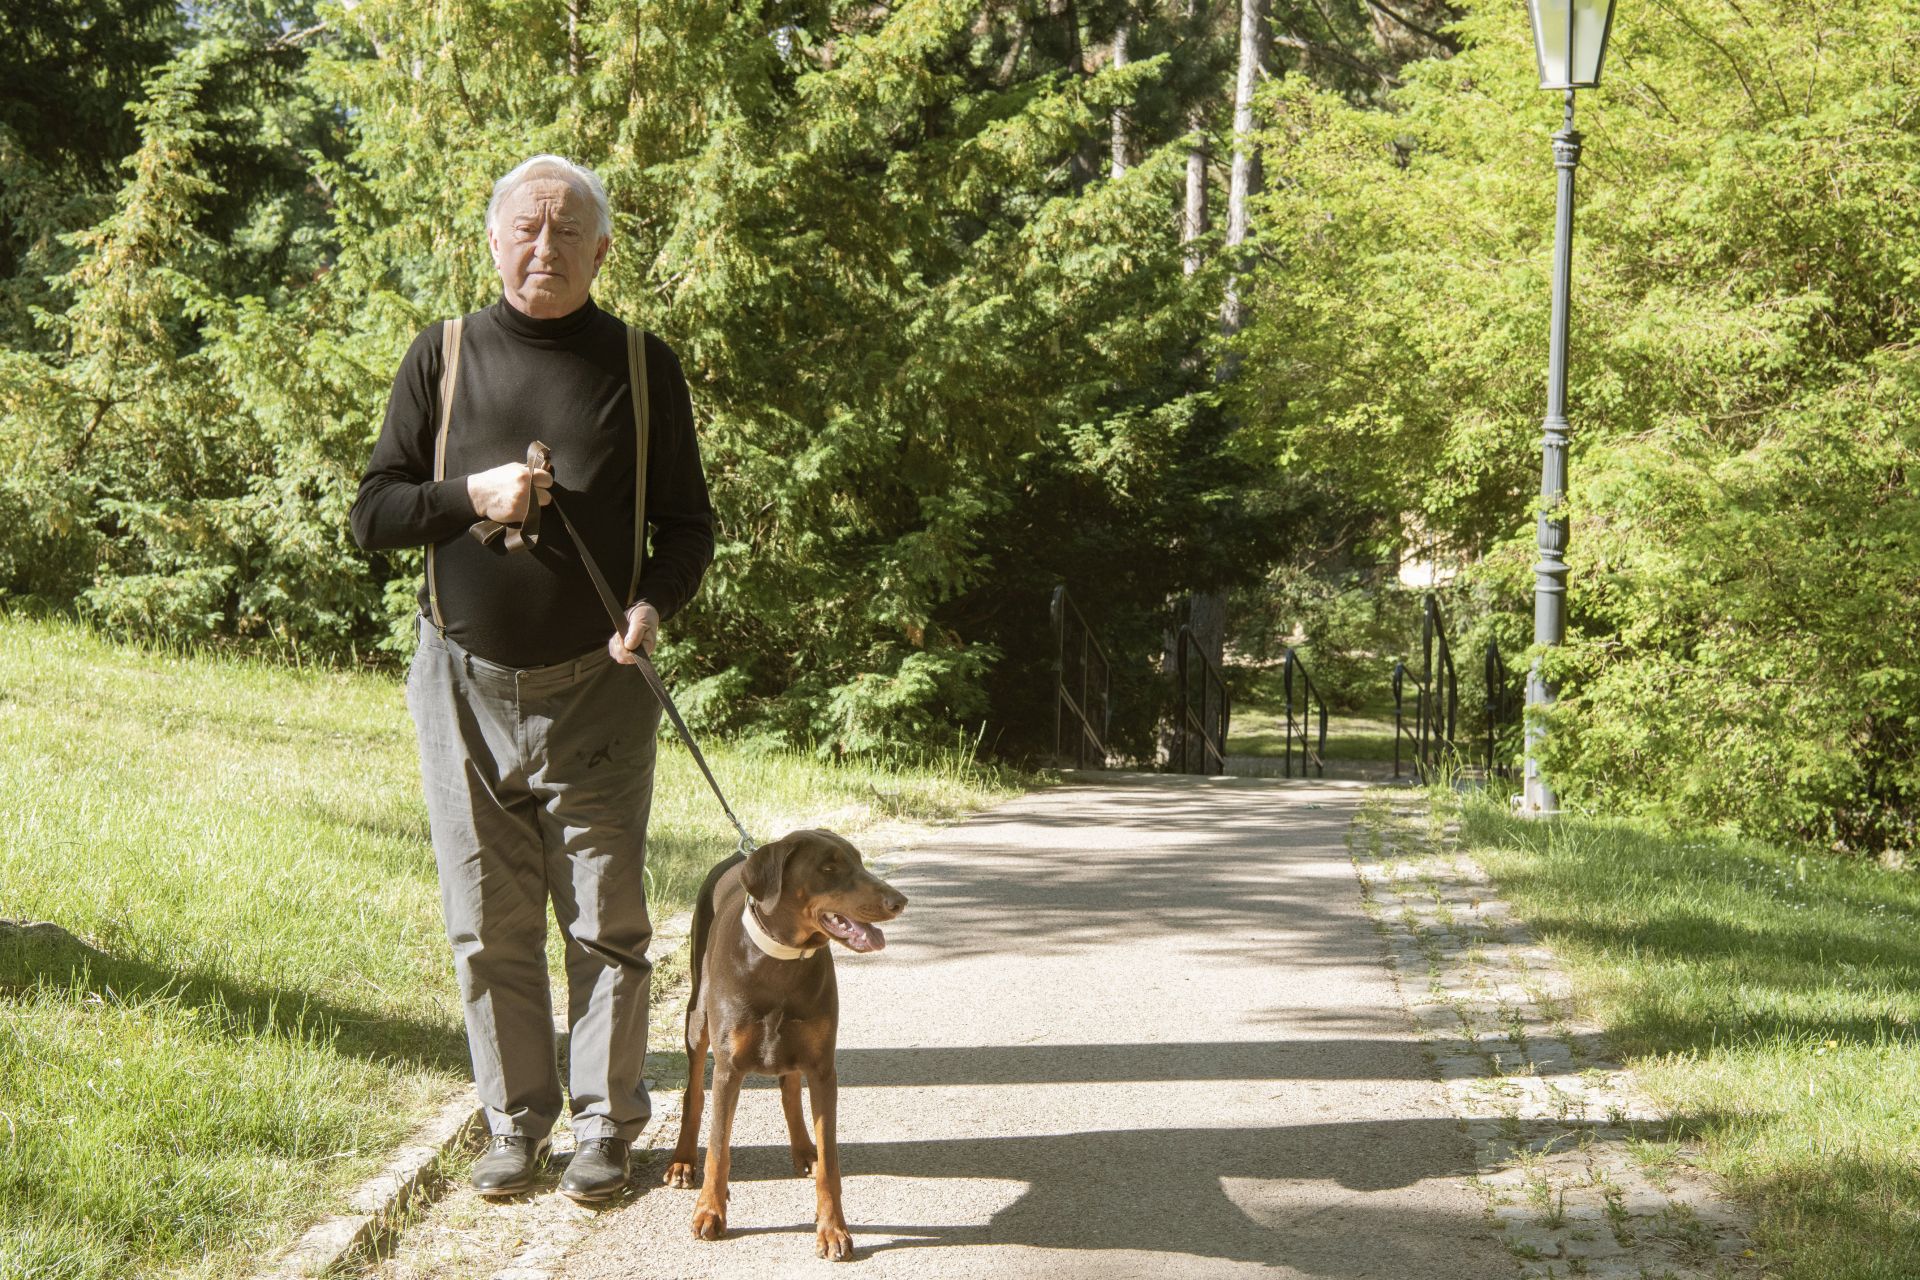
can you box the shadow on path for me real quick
[706,1117,1483,1272]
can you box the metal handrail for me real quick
[1393,595,1460,781]
[1423,595,1459,768]
[1051,585,1111,768]
[1173,625,1231,774]
[1393,660,1424,779]
[1281,647,1327,779]
[1484,639,1518,779]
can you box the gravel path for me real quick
[547,773,1511,1280]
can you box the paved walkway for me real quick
[560,773,1511,1280]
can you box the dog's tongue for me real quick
[829,914,886,953]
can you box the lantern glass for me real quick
[1528,0,1616,90]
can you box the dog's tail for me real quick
[684,850,745,1051]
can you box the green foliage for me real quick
[1540,365,1920,850]
[2,25,365,659]
[1234,567,1418,711]
[1236,0,1920,850]
[0,0,184,343]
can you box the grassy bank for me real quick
[0,613,1021,1280]
[1223,663,1399,762]
[1451,791,1920,1280]
[1226,702,1398,761]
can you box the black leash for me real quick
[511,442,758,857]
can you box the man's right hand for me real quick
[467,461,552,523]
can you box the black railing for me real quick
[1484,639,1519,779]
[1392,659,1422,779]
[1425,596,1460,766]
[1393,594,1459,781]
[1281,647,1327,779]
[1052,586,1111,768]
[1173,625,1230,774]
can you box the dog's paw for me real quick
[691,1204,727,1241]
[662,1161,698,1189]
[791,1143,818,1176]
[816,1222,853,1261]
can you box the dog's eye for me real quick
[821,861,837,873]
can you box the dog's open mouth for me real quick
[820,912,885,953]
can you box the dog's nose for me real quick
[884,889,908,915]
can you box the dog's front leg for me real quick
[807,1068,851,1261]
[780,1072,817,1175]
[664,1027,709,1189]
[691,1055,743,1240]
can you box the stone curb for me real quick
[253,910,700,1280]
[257,1095,487,1279]
[1350,793,1762,1279]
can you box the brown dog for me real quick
[663,829,907,1261]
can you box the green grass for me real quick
[1224,664,1401,760]
[1450,789,1920,1280]
[0,613,1021,1280]
[1226,703,1401,761]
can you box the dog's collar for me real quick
[742,902,819,961]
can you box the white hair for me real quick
[487,154,611,242]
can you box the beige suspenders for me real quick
[426,315,651,632]
[426,316,464,631]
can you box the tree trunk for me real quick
[1183,104,1208,276]
[1058,0,1098,192]
[997,16,1027,85]
[1220,0,1268,344]
[1162,0,1226,767]
[1181,0,1209,277]
[1109,16,1131,178]
[1187,590,1227,669]
[1169,0,1268,760]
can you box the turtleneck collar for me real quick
[490,292,599,344]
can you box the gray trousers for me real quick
[405,616,661,1142]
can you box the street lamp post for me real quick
[1521,0,1616,817]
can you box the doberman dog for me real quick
[664,828,908,1261]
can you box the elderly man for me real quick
[349,155,714,1202]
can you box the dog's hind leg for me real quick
[807,1067,851,1261]
[780,1072,817,1175]
[663,1025,708,1189]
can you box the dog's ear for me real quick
[742,835,798,905]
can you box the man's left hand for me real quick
[610,602,660,664]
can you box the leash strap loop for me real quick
[470,441,550,551]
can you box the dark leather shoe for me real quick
[471,1133,549,1197]
[559,1137,631,1202]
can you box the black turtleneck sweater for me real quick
[350,295,716,668]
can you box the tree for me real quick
[1233,0,1920,851]
[0,0,184,346]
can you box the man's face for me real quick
[488,177,609,319]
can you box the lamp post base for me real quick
[1517,780,1561,818]
[1520,664,1560,818]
